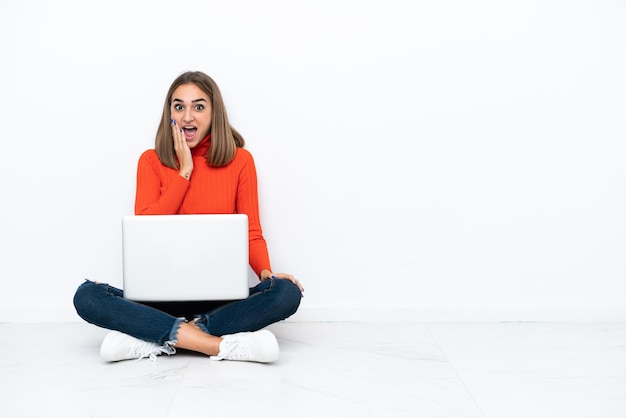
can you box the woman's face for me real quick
[170,83,212,149]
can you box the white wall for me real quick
[1,0,625,322]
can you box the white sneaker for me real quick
[211,330,279,363]
[100,331,175,362]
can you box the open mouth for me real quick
[183,126,197,141]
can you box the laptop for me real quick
[122,214,250,302]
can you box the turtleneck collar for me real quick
[191,134,211,157]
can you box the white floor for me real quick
[1,321,625,418]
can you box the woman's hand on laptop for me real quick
[261,270,304,293]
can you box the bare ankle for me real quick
[174,322,222,356]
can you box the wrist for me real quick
[178,168,192,180]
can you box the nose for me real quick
[182,107,194,122]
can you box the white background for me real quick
[1,0,625,321]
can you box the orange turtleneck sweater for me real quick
[134,135,271,277]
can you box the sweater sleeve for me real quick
[236,150,272,276]
[134,150,190,215]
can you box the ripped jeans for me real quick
[73,278,302,346]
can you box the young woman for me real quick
[73,71,303,363]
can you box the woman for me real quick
[73,71,303,363]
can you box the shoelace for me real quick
[210,337,249,361]
[131,342,175,362]
[223,340,252,360]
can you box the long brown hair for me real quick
[155,71,245,168]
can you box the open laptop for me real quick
[122,214,249,302]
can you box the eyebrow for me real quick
[172,98,207,103]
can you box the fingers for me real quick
[171,119,193,178]
[272,272,295,281]
[271,273,304,293]
[171,119,185,152]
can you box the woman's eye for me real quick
[174,104,183,111]
[195,104,204,111]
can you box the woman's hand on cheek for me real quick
[171,118,193,179]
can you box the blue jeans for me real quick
[73,279,301,345]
